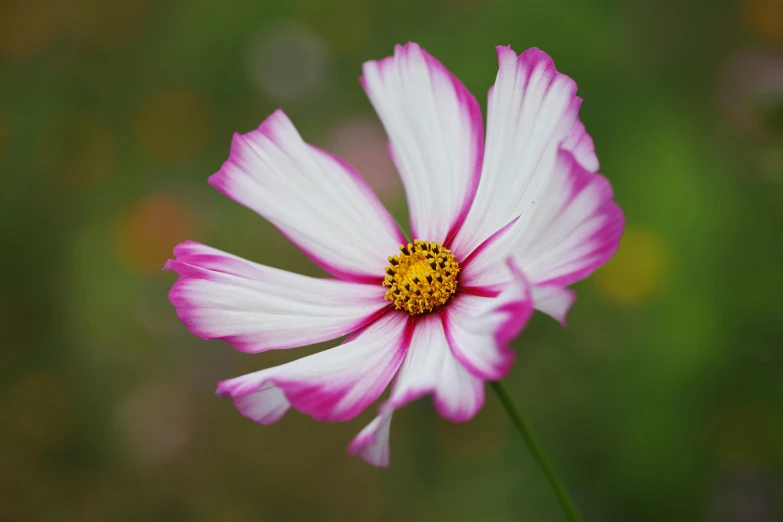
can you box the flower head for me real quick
[165,43,624,467]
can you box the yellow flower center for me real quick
[383,240,460,316]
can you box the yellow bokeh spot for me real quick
[0,0,59,58]
[743,0,783,44]
[594,227,668,304]
[114,195,198,274]
[133,88,213,165]
[40,114,115,189]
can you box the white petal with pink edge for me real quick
[510,149,624,288]
[457,148,621,321]
[562,119,599,173]
[347,406,394,467]
[530,285,576,327]
[209,110,405,283]
[450,46,583,258]
[165,241,389,353]
[386,315,485,423]
[216,311,413,423]
[232,383,291,425]
[444,259,534,380]
[362,43,484,244]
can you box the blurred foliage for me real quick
[1,0,782,521]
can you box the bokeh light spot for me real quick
[0,0,59,58]
[720,49,783,142]
[114,194,198,274]
[594,227,669,304]
[743,0,783,44]
[0,372,76,447]
[328,116,402,203]
[133,88,213,165]
[40,114,116,189]
[245,21,331,102]
[114,381,194,464]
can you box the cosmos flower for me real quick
[165,43,624,466]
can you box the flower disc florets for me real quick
[383,240,460,316]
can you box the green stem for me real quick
[491,380,584,522]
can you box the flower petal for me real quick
[216,311,413,422]
[362,42,484,244]
[388,315,484,423]
[458,216,520,289]
[448,47,621,311]
[512,149,624,287]
[209,110,405,282]
[530,285,576,327]
[458,234,579,326]
[562,119,599,173]
[232,382,291,425]
[444,260,533,380]
[457,147,621,319]
[450,46,582,257]
[165,241,389,353]
[347,406,394,467]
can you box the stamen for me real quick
[382,240,460,316]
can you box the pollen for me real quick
[383,240,460,316]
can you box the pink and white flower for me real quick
[165,43,624,467]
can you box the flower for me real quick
[165,43,624,467]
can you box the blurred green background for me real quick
[2,0,782,520]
